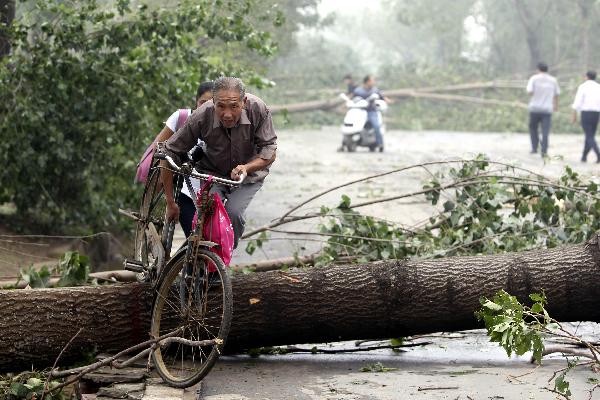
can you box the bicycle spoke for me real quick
[151,246,231,387]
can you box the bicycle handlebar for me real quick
[156,147,245,187]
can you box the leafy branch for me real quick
[245,156,600,267]
[476,290,600,399]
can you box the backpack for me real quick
[135,109,191,183]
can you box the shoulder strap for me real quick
[175,109,191,132]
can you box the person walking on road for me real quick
[526,62,560,157]
[572,70,600,163]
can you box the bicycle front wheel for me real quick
[150,247,233,388]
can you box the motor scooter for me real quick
[338,93,388,152]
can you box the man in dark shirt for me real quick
[353,75,391,152]
[343,74,356,97]
[161,76,277,248]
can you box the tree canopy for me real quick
[0,0,279,231]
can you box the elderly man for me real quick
[160,76,277,248]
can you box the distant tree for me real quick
[393,0,476,65]
[577,0,597,69]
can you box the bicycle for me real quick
[123,142,244,388]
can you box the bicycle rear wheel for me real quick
[150,247,233,388]
[134,162,176,277]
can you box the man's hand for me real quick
[231,164,247,180]
[166,198,180,222]
[572,111,578,124]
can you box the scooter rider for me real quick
[353,75,391,152]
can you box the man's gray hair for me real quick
[212,76,246,101]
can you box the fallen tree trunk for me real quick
[1,237,600,372]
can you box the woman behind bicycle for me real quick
[153,81,214,237]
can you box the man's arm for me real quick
[232,152,276,180]
[526,76,534,95]
[571,85,583,123]
[232,106,277,180]
[554,80,560,111]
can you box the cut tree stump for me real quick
[1,235,600,372]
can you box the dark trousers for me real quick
[529,112,552,155]
[177,194,196,239]
[581,111,600,161]
[211,182,263,249]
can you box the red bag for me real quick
[135,109,190,183]
[191,177,234,271]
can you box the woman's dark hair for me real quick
[196,81,214,101]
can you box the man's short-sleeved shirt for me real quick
[526,73,560,114]
[353,86,384,111]
[164,93,277,183]
[572,80,600,112]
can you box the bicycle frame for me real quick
[157,150,245,280]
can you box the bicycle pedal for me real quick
[123,258,145,273]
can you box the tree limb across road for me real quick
[269,81,529,114]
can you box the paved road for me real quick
[172,127,600,265]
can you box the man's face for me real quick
[365,77,375,88]
[196,90,213,108]
[214,89,245,128]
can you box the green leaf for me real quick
[554,372,571,397]
[10,382,30,397]
[482,300,502,311]
[245,241,257,255]
[529,293,544,303]
[338,194,352,209]
[530,303,543,313]
[443,200,455,212]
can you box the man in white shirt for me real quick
[526,62,560,157]
[572,70,600,163]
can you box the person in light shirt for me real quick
[526,62,560,157]
[572,70,600,163]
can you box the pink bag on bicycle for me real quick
[135,109,190,183]
[191,177,234,270]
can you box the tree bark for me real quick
[578,0,594,69]
[1,238,600,372]
[0,0,15,57]
[513,0,545,69]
